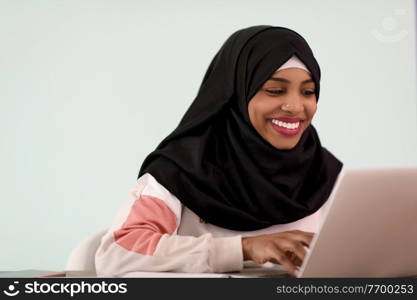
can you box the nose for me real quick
[280,97,303,114]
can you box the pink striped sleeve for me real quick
[113,195,177,255]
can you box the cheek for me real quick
[247,102,256,123]
[306,102,318,118]
[248,95,269,120]
[247,102,262,131]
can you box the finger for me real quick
[288,243,308,262]
[289,232,314,247]
[270,250,298,277]
[275,239,308,262]
[292,257,302,267]
[278,255,298,277]
[286,251,302,267]
[299,235,313,247]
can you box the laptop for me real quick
[229,168,417,278]
[297,167,417,277]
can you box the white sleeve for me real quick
[95,173,243,276]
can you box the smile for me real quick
[271,119,300,129]
[270,119,303,137]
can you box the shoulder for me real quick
[133,173,182,219]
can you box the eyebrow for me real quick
[268,77,314,84]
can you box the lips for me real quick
[270,118,304,137]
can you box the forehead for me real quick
[266,68,314,85]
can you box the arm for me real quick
[95,173,243,277]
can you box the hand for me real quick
[241,230,314,277]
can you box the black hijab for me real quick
[138,25,343,231]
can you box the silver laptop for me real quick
[298,167,417,277]
[231,168,417,278]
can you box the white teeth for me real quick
[271,119,300,129]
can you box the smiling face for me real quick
[248,68,317,150]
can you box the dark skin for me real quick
[248,68,317,150]
[244,68,317,276]
[242,230,314,276]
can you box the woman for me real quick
[95,25,343,277]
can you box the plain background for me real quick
[1,0,416,271]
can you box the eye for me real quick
[302,90,315,96]
[265,89,285,96]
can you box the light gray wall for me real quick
[1,0,416,270]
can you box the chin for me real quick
[269,141,295,150]
[269,136,300,150]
